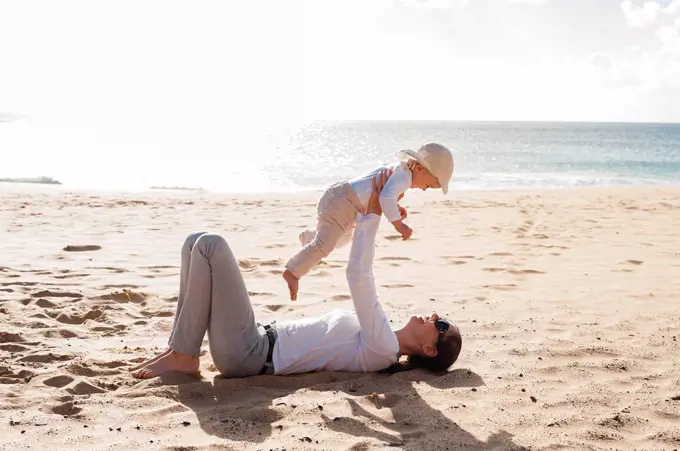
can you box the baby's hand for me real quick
[393,220,413,240]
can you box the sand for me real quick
[1,184,679,451]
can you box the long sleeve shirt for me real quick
[347,162,412,223]
[272,214,400,374]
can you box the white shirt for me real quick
[348,162,412,223]
[272,214,400,374]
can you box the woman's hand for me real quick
[366,169,392,216]
[398,205,408,220]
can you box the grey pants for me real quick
[168,231,273,377]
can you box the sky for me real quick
[0,0,679,186]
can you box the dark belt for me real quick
[258,323,277,375]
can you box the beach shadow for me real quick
[170,368,528,450]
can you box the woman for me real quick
[132,171,462,379]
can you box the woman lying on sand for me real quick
[131,170,462,379]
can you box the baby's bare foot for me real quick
[283,269,299,301]
[130,348,171,371]
[132,350,199,380]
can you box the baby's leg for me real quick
[335,226,354,249]
[284,216,345,300]
[300,227,352,249]
[298,229,316,247]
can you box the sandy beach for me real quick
[1,184,679,451]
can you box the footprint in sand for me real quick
[248,291,274,297]
[66,380,107,395]
[53,309,104,325]
[31,290,83,299]
[0,332,25,343]
[264,244,286,249]
[384,235,404,241]
[0,343,29,352]
[489,252,513,257]
[257,259,283,267]
[441,256,473,265]
[483,267,505,273]
[612,260,644,272]
[64,361,122,377]
[0,365,34,384]
[100,284,142,290]
[507,269,545,275]
[141,273,175,279]
[89,266,128,273]
[62,245,102,252]
[330,294,351,301]
[43,375,75,388]
[19,353,73,363]
[238,260,256,271]
[382,283,414,289]
[42,329,79,339]
[378,256,412,261]
[52,273,89,279]
[95,289,147,303]
[481,284,519,291]
[265,304,285,312]
[43,400,82,416]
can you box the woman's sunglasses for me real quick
[435,318,450,333]
[435,318,450,347]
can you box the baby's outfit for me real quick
[285,162,412,279]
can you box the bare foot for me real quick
[130,348,171,371]
[132,350,200,379]
[283,269,299,301]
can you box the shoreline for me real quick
[1,181,679,198]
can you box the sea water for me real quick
[1,119,679,192]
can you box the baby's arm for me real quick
[378,168,411,223]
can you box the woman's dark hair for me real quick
[382,327,462,374]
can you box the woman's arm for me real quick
[345,171,399,354]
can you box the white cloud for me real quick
[397,0,462,9]
[508,0,550,4]
[606,0,678,93]
[621,0,680,27]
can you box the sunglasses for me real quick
[435,318,450,346]
[435,318,450,333]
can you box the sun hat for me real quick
[397,143,454,194]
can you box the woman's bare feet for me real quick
[130,348,172,371]
[131,350,200,379]
[283,269,299,301]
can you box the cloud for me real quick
[606,0,679,94]
[621,0,661,27]
[587,52,614,71]
[508,0,550,4]
[397,0,466,8]
[397,0,547,8]
[621,0,680,27]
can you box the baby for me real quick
[283,143,454,300]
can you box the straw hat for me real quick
[398,143,454,194]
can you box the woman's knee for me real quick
[183,231,208,253]
[194,233,231,258]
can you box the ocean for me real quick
[266,121,680,192]
[1,120,680,193]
